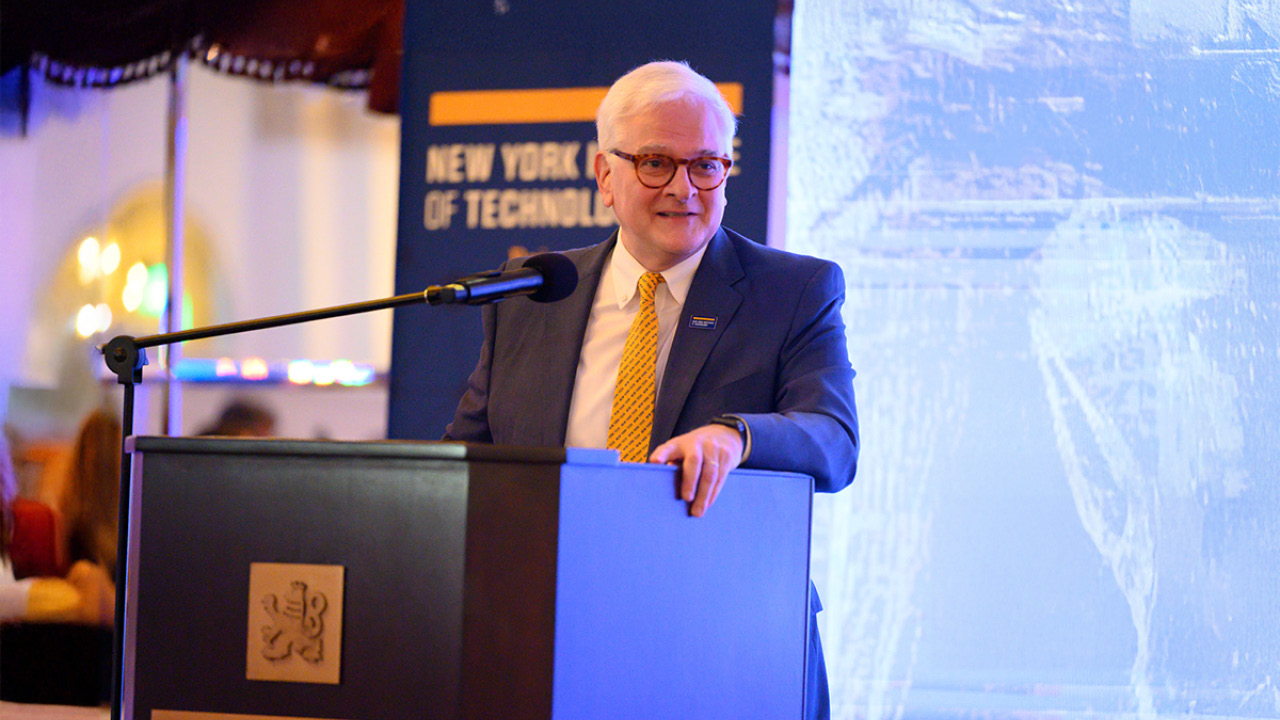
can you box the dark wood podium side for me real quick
[122,437,813,720]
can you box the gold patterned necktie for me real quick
[607,271,666,463]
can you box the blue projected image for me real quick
[789,2,1279,718]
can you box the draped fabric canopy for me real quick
[0,0,403,113]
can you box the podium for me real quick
[121,437,814,720]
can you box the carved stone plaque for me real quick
[246,563,344,684]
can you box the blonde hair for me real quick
[596,60,736,154]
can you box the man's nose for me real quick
[664,164,697,200]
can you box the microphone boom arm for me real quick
[102,288,432,382]
[99,251,575,720]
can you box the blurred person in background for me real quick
[2,429,61,581]
[59,409,122,579]
[196,398,277,437]
[2,426,112,624]
[2,430,18,575]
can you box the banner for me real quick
[389,1,780,440]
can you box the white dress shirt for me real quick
[564,239,707,450]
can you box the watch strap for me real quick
[709,414,752,463]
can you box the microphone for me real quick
[426,252,578,306]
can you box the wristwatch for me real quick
[709,414,752,462]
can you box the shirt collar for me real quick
[608,236,708,309]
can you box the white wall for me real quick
[0,65,400,438]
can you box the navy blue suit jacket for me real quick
[445,226,857,719]
[445,226,859,494]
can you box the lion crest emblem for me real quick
[260,580,327,663]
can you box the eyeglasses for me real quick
[610,150,733,191]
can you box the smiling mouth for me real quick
[657,211,697,217]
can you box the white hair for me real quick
[596,60,737,154]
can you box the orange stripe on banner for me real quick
[428,84,745,126]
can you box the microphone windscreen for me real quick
[522,253,578,303]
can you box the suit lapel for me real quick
[537,234,616,446]
[652,229,744,445]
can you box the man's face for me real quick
[594,100,730,272]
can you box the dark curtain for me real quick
[0,0,402,113]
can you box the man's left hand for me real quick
[649,424,744,517]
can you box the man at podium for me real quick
[445,60,859,720]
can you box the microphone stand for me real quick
[100,286,439,720]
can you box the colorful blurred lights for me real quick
[288,360,373,386]
[142,263,169,317]
[75,303,112,338]
[100,243,121,275]
[77,237,100,283]
[331,360,355,386]
[215,357,239,377]
[287,360,315,385]
[75,304,98,337]
[332,360,373,386]
[241,357,270,381]
[95,303,112,333]
[170,358,376,386]
[123,262,148,311]
[78,237,99,269]
[311,363,337,386]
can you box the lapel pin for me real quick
[689,316,718,330]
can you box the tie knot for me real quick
[638,272,665,303]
